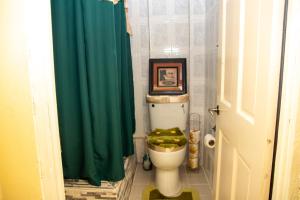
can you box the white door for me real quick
[213,0,285,199]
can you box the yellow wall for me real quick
[0,0,42,199]
[288,90,300,199]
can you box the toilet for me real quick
[146,94,189,197]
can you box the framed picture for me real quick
[149,58,187,95]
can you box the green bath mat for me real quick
[142,185,200,200]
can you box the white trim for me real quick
[24,0,65,199]
[272,0,300,198]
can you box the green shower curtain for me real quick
[51,0,135,185]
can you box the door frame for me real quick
[25,0,65,199]
[270,0,300,198]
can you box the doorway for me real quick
[25,1,288,200]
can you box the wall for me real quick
[0,1,42,199]
[128,0,218,185]
[272,0,300,198]
[203,0,219,186]
[287,1,300,197]
[0,0,65,199]
[288,89,300,199]
[0,184,2,200]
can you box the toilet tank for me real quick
[146,94,189,131]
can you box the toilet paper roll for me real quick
[189,143,199,155]
[188,158,199,169]
[204,134,216,149]
[189,130,200,143]
[189,152,198,159]
[189,143,199,159]
[189,153,198,159]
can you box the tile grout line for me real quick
[201,165,213,191]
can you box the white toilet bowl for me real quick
[148,144,186,197]
[146,94,189,197]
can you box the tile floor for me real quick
[129,164,212,200]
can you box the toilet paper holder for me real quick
[204,134,216,149]
[189,113,200,131]
[188,113,201,169]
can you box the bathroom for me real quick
[1,0,300,200]
[51,0,218,198]
[128,0,218,199]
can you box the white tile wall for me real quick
[128,0,219,187]
[203,0,219,186]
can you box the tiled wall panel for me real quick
[128,0,218,187]
[203,0,219,186]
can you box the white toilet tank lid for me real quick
[146,94,189,104]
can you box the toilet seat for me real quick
[147,127,187,153]
[146,95,189,197]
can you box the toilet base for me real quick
[155,167,182,197]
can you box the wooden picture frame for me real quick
[149,58,187,95]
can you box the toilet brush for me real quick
[142,153,152,171]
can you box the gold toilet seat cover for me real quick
[147,128,187,152]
